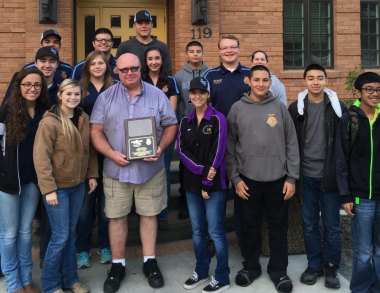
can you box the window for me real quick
[283,0,333,69]
[361,1,380,67]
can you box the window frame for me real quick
[360,0,380,68]
[283,0,334,69]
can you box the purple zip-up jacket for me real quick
[176,105,227,193]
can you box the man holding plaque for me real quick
[90,53,177,293]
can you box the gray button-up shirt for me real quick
[90,81,177,184]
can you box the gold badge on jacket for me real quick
[162,85,168,93]
[243,76,250,85]
[266,114,278,127]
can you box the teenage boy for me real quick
[204,35,250,117]
[174,41,210,219]
[251,50,287,105]
[226,65,299,293]
[116,10,172,75]
[34,46,61,106]
[24,29,72,80]
[72,28,119,81]
[336,72,380,293]
[289,63,346,289]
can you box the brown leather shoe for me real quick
[70,282,89,293]
[24,284,40,293]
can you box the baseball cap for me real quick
[40,29,61,43]
[35,47,60,61]
[189,77,210,93]
[134,10,152,22]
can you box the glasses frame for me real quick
[94,38,113,43]
[116,66,140,74]
[362,87,380,95]
[20,83,43,90]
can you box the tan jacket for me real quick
[33,108,98,195]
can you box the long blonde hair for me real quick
[56,79,81,150]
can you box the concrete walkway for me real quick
[0,233,350,293]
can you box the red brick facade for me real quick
[0,0,375,104]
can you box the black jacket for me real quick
[0,103,44,194]
[289,94,346,197]
[336,102,380,203]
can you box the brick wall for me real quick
[0,0,73,101]
[0,0,377,105]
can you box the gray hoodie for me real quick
[175,61,210,119]
[226,91,299,185]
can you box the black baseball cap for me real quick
[189,77,210,93]
[134,10,152,22]
[40,29,61,43]
[35,46,60,61]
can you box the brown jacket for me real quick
[33,108,98,195]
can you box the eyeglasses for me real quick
[219,45,239,51]
[116,66,140,74]
[362,87,380,95]
[21,83,42,90]
[94,38,113,43]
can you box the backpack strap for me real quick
[347,109,359,148]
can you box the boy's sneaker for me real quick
[323,263,340,289]
[142,258,164,288]
[272,275,293,293]
[103,263,126,293]
[202,276,230,293]
[184,272,209,289]
[300,267,324,285]
[77,251,91,269]
[98,248,112,264]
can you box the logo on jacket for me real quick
[202,125,213,134]
[213,79,222,85]
[243,76,250,85]
[266,114,278,127]
[162,85,168,93]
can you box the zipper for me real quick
[369,120,374,199]
[17,144,21,195]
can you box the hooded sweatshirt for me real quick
[175,61,210,119]
[226,91,300,185]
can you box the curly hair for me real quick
[4,68,48,145]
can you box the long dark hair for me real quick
[80,50,114,97]
[4,68,48,145]
[141,47,169,88]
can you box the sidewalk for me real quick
[0,232,350,293]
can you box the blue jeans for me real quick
[0,182,39,292]
[350,198,380,293]
[76,179,109,253]
[158,142,175,220]
[186,191,230,285]
[41,183,85,293]
[302,176,341,269]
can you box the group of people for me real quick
[0,8,379,293]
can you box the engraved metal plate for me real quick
[125,116,157,160]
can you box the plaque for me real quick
[124,116,157,160]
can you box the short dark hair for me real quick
[354,72,380,90]
[303,63,327,79]
[251,50,268,62]
[218,34,239,49]
[249,65,271,78]
[186,41,203,51]
[94,28,113,39]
